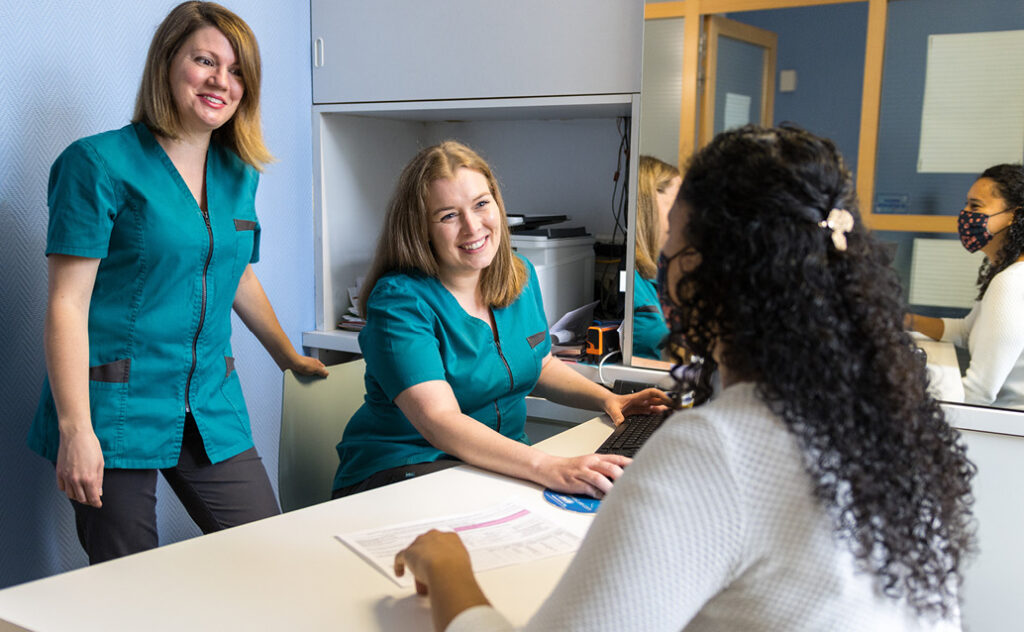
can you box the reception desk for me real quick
[0,419,615,632]
[2,380,1020,632]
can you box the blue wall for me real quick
[713,37,765,135]
[733,2,868,174]
[0,0,314,588]
[874,0,1024,216]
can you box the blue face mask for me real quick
[655,250,686,335]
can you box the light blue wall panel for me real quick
[733,2,867,173]
[0,0,313,588]
[713,37,765,135]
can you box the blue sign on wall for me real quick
[874,193,910,214]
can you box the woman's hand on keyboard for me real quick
[538,453,632,499]
[603,388,675,426]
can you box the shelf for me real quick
[302,329,361,354]
[314,94,635,122]
[303,328,670,386]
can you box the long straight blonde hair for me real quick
[359,141,527,317]
[635,155,681,279]
[132,1,272,170]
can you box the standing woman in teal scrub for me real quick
[332,141,672,499]
[29,1,326,564]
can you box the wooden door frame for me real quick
[699,15,777,147]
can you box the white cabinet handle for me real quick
[313,37,325,68]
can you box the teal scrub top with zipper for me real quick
[333,256,552,490]
[633,270,668,360]
[28,122,261,468]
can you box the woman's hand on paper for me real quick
[395,529,473,596]
[395,530,490,631]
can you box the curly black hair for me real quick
[975,163,1024,299]
[668,125,976,618]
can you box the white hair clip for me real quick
[818,208,854,251]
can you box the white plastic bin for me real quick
[510,235,595,326]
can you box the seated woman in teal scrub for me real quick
[633,155,681,360]
[29,1,326,565]
[332,141,672,499]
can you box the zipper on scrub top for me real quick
[494,338,514,433]
[185,207,214,413]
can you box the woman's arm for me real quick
[395,412,744,632]
[395,381,630,498]
[530,354,673,425]
[394,530,492,632]
[904,313,945,341]
[959,273,1024,405]
[233,265,328,376]
[46,255,105,508]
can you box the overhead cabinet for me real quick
[310,0,642,103]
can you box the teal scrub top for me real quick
[333,257,552,489]
[633,270,668,360]
[29,123,261,468]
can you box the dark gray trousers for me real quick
[331,458,462,499]
[70,415,280,565]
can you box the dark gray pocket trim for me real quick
[636,305,659,314]
[225,356,235,378]
[234,219,257,231]
[527,331,547,348]
[89,358,131,383]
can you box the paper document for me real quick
[336,503,582,587]
[549,300,599,344]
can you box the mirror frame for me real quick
[642,0,954,233]
[629,0,959,370]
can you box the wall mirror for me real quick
[628,0,1024,415]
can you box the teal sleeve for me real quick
[46,140,117,259]
[360,280,448,401]
[525,258,552,355]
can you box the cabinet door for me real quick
[311,0,643,103]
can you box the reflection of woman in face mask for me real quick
[632,156,681,360]
[906,164,1024,408]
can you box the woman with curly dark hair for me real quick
[906,164,1024,409]
[388,126,975,632]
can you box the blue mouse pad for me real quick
[542,489,601,514]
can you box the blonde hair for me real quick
[635,155,681,279]
[359,141,527,317]
[132,1,272,170]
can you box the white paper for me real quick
[336,503,581,587]
[549,300,599,344]
[723,92,751,131]
[909,238,985,309]
[918,30,1024,173]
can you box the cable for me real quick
[597,349,623,387]
[609,116,631,245]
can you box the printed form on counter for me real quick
[335,502,582,587]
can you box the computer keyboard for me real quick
[595,412,666,458]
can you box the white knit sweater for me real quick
[447,383,960,632]
[942,260,1024,409]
